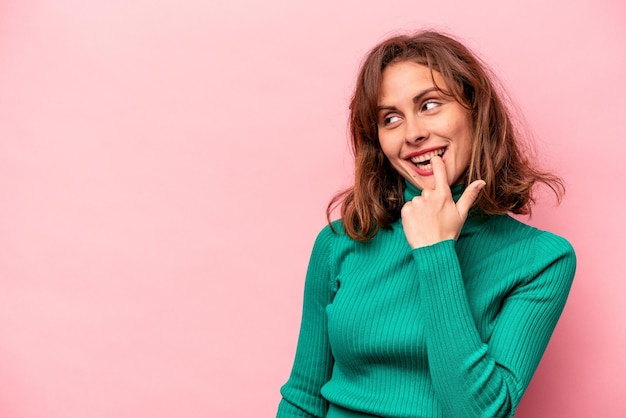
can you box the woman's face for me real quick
[377,61,472,191]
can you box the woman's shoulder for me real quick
[314,219,344,240]
[477,215,576,291]
[311,219,364,258]
[310,220,344,252]
[487,214,576,264]
[490,215,570,243]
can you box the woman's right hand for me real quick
[400,156,485,249]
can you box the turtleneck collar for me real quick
[403,180,466,202]
[402,180,489,234]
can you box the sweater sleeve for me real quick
[413,232,576,417]
[277,226,336,418]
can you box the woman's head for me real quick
[329,30,563,241]
[376,60,473,192]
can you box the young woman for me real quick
[277,30,576,418]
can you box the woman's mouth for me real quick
[409,147,447,170]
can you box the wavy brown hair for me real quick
[327,30,564,241]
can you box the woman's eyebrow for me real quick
[377,87,439,111]
[412,87,438,104]
[377,104,397,112]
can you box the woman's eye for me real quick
[383,115,401,126]
[422,100,440,111]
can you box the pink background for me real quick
[1,0,624,417]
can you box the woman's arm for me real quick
[277,226,336,418]
[414,232,575,417]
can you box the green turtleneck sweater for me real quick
[277,183,576,418]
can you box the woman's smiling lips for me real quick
[405,146,448,174]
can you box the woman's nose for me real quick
[404,116,428,143]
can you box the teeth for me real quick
[419,163,432,170]
[410,147,446,164]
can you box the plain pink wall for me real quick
[1,0,624,416]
